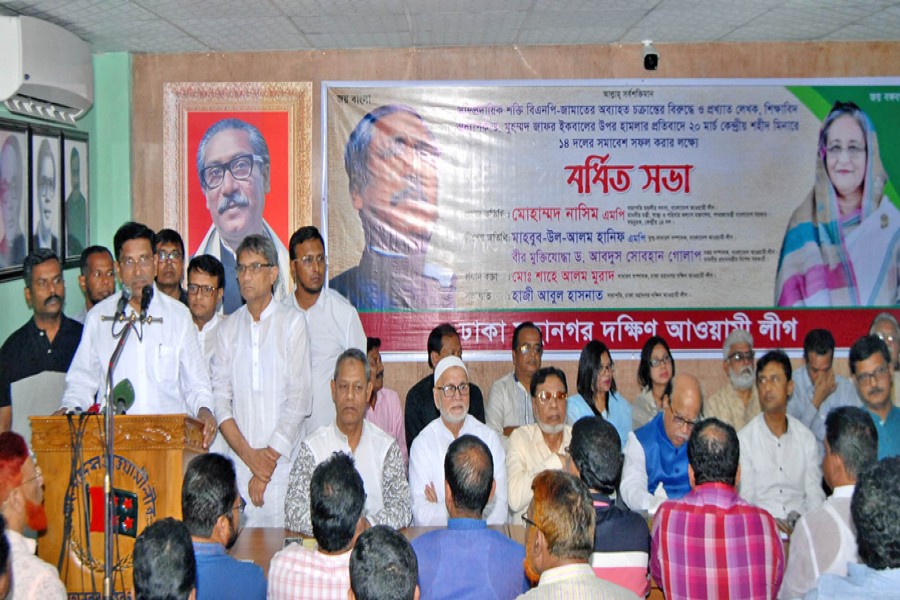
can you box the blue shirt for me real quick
[868,405,900,459]
[193,541,267,600]
[411,518,528,600]
[566,391,633,448]
[805,562,900,599]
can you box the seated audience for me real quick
[270,453,367,600]
[868,312,900,407]
[365,337,408,466]
[350,525,419,600]
[508,366,572,523]
[181,453,266,600]
[651,418,785,600]
[566,341,632,446]
[849,335,900,458]
[0,432,65,599]
[410,356,507,526]
[739,350,825,520]
[621,374,702,511]
[805,457,900,598]
[520,470,638,599]
[788,329,861,455]
[704,329,760,430]
[781,407,878,599]
[133,517,196,600]
[487,322,543,449]
[284,349,410,533]
[412,435,528,599]
[632,336,675,429]
[567,416,649,597]
[405,324,486,452]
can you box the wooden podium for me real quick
[31,414,206,596]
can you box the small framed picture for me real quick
[62,132,89,266]
[30,128,63,258]
[0,120,29,281]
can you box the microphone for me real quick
[114,286,132,322]
[139,285,153,323]
[112,379,135,415]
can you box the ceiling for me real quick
[0,0,899,54]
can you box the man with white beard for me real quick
[704,329,760,431]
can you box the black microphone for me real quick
[139,285,153,322]
[114,286,132,322]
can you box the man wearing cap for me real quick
[409,356,508,526]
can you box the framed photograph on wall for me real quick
[62,132,89,266]
[162,81,312,313]
[30,129,63,259]
[0,120,29,281]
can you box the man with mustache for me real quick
[738,350,824,522]
[849,335,900,459]
[867,313,900,408]
[195,118,291,314]
[330,104,455,310]
[704,329,760,431]
[32,139,58,255]
[364,337,407,466]
[0,249,82,432]
[73,245,116,323]
[0,432,66,598]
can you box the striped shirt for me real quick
[651,482,785,600]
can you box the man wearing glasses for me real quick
[487,321,543,449]
[155,228,189,305]
[60,222,218,447]
[704,329,760,431]
[212,234,311,528]
[621,374,702,513]
[738,350,824,523]
[285,226,365,435]
[868,312,900,408]
[194,118,291,314]
[182,453,266,600]
[850,335,900,459]
[409,356,507,526]
[186,254,226,375]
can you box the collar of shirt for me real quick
[254,296,278,323]
[831,484,855,499]
[6,528,36,555]
[329,420,369,447]
[538,562,595,586]
[448,517,487,530]
[192,541,227,557]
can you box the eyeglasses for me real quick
[856,364,891,386]
[599,362,615,375]
[236,262,274,276]
[187,283,218,297]
[17,464,42,489]
[294,255,327,268]
[223,497,246,519]
[435,382,470,398]
[728,351,755,363]
[535,390,567,405]
[201,154,265,189]
[517,344,544,356]
[876,332,897,345]
[826,144,866,160]
[157,250,184,263]
[668,406,700,429]
[649,356,672,368]
[521,514,544,533]
[120,255,154,270]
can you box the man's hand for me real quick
[503,425,518,437]
[812,369,837,410]
[242,447,277,482]
[424,482,438,503]
[51,408,67,416]
[197,407,217,449]
[248,475,268,507]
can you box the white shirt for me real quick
[781,485,858,600]
[738,414,825,519]
[486,371,534,450]
[195,312,224,378]
[286,288,366,433]
[409,414,508,526]
[61,284,213,416]
[212,298,312,526]
[788,367,861,453]
[506,423,572,523]
[7,529,66,600]
[620,432,656,512]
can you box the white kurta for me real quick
[213,298,312,527]
[409,414,508,526]
[61,284,213,416]
[286,287,366,433]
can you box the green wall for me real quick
[0,52,131,342]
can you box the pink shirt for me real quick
[268,543,351,600]
[365,387,408,467]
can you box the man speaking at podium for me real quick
[58,222,217,447]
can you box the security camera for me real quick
[642,40,658,71]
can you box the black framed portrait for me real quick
[62,132,89,266]
[29,129,63,259]
[0,120,29,281]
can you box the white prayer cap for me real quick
[434,356,468,383]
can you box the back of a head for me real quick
[825,407,878,480]
[569,416,621,495]
[181,453,237,538]
[687,418,740,487]
[852,457,900,570]
[311,452,366,553]
[531,470,594,561]
[444,434,493,516]
[133,517,196,600]
[0,433,28,503]
[350,525,418,600]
